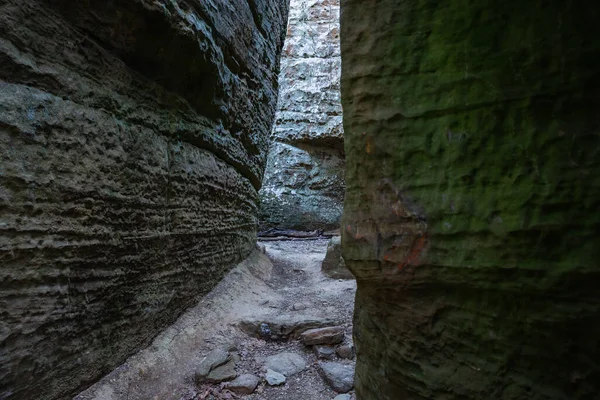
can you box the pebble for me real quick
[259,323,271,339]
[292,302,307,311]
[336,345,355,359]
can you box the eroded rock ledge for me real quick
[341,0,600,399]
[0,1,288,399]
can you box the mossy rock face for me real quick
[340,0,600,399]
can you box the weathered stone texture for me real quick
[321,236,353,279]
[0,1,288,399]
[341,1,600,399]
[259,0,344,231]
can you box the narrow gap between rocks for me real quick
[75,1,355,399]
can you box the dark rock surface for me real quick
[0,1,288,399]
[240,315,341,340]
[341,1,600,399]
[321,236,353,279]
[259,0,345,231]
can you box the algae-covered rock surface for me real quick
[0,1,288,399]
[340,0,600,399]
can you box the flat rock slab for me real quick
[226,374,260,394]
[206,360,237,383]
[301,326,345,345]
[240,315,341,340]
[265,369,286,386]
[264,352,306,376]
[197,347,231,377]
[319,362,355,393]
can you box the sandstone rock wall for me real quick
[340,1,600,399]
[0,1,288,399]
[259,0,344,232]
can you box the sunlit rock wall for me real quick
[0,1,288,399]
[341,0,600,399]
[259,0,344,232]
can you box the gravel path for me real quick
[75,240,356,400]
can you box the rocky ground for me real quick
[76,240,356,400]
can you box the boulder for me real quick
[321,237,353,279]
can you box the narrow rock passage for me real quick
[76,239,356,400]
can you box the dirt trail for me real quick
[75,239,356,400]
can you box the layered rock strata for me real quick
[259,0,345,231]
[0,1,288,399]
[341,1,600,399]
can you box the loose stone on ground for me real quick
[206,360,237,383]
[292,302,308,311]
[319,362,355,393]
[333,394,352,400]
[226,374,260,394]
[335,345,355,359]
[300,326,345,345]
[264,352,307,376]
[265,369,286,386]
[197,347,231,377]
[314,345,336,359]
